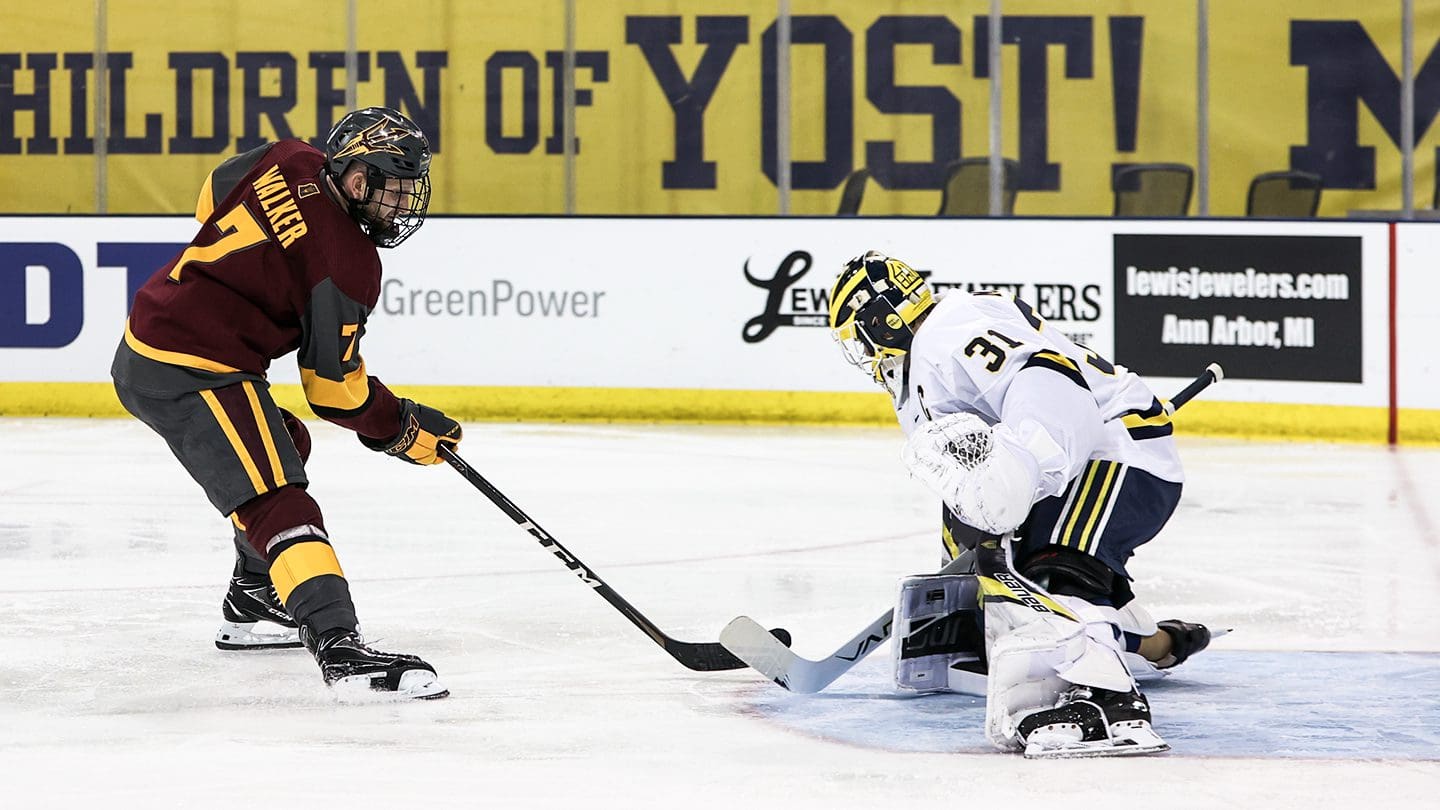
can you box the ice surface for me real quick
[0,418,1436,808]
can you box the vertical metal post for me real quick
[988,0,1003,216]
[564,0,577,215]
[776,0,792,215]
[94,0,108,213]
[345,0,358,110]
[1401,0,1415,218]
[1196,0,1209,216]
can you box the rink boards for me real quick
[1,215,1437,443]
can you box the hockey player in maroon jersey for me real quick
[112,107,459,700]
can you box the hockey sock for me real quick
[235,485,358,635]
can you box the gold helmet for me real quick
[828,251,936,393]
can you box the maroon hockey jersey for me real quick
[125,140,402,440]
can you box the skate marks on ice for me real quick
[739,650,1440,760]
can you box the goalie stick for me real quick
[441,446,790,672]
[719,364,1224,692]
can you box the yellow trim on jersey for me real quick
[198,388,266,495]
[124,320,242,374]
[300,362,371,412]
[242,381,287,488]
[1032,350,1082,374]
[1060,460,1104,547]
[977,576,1078,620]
[270,541,345,605]
[230,513,247,531]
[1121,410,1173,431]
[195,171,216,222]
[1077,462,1121,553]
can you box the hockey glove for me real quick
[360,398,462,465]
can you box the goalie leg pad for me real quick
[893,574,984,695]
[983,617,1090,750]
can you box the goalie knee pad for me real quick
[1019,547,1132,607]
[893,574,986,695]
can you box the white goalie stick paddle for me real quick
[721,552,973,693]
[720,363,1224,692]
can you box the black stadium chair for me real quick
[937,157,1018,216]
[836,168,871,216]
[1246,170,1322,217]
[1112,163,1194,216]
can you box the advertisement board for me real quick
[1113,234,1363,383]
[0,216,1391,401]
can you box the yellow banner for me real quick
[1,0,1437,217]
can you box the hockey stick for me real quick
[719,363,1224,692]
[440,445,791,672]
[1163,362,1224,415]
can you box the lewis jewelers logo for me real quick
[1112,234,1361,382]
[741,251,1101,344]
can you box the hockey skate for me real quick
[214,573,303,650]
[302,626,449,701]
[1016,685,1169,759]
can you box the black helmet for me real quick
[324,106,432,248]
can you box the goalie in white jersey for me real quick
[828,251,1214,758]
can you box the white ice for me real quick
[1,418,1437,808]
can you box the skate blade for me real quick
[215,620,303,651]
[330,669,450,703]
[1024,725,1170,759]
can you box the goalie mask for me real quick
[324,107,432,248]
[828,251,936,394]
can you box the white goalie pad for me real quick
[978,553,1140,752]
[901,413,1049,535]
[984,618,1087,750]
[982,614,1139,751]
[892,574,986,696]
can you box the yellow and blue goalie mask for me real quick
[828,251,935,394]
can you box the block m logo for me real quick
[1291,20,1440,189]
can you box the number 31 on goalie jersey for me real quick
[963,292,1044,373]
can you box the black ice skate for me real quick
[302,626,449,701]
[214,574,303,650]
[1153,619,1215,669]
[1016,685,1169,759]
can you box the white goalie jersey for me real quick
[894,290,1183,496]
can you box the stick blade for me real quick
[721,616,816,693]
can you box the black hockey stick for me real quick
[440,445,790,671]
[1163,362,1224,414]
[720,363,1224,692]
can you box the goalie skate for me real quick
[214,574,302,650]
[1017,685,1169,759]
[303,627,448,701]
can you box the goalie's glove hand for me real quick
[360,398,462,465]
[902,412,1039,535]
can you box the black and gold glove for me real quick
[360,399,462,465]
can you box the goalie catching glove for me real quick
[902,412,1066,535]
[360,398,462,465]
